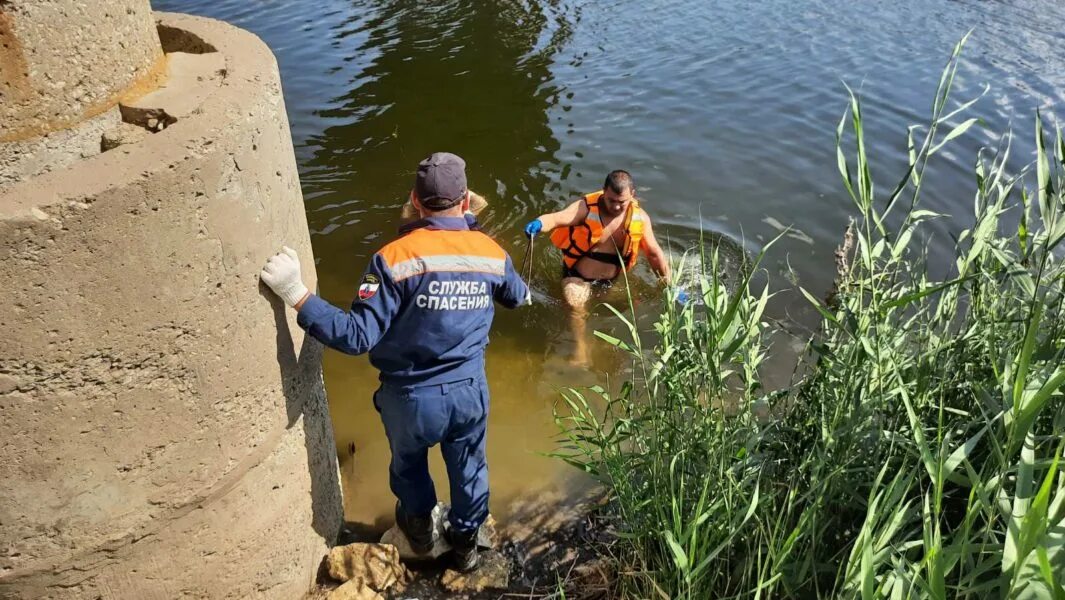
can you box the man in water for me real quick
[524,170,671,365]
[261,152,530,572]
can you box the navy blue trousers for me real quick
[374,377,489,533]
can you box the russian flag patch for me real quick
[358,273,380,300]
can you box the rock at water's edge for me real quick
[440,550,510,593]
[380,503,449,560]
[380,503,497,560]
[326,579,385,600]
[326,543,410,591]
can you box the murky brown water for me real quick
[158,0,1065,526]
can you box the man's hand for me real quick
[261,246,310,307]
[524,218,543,238]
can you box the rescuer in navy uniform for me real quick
[260,152,530,572]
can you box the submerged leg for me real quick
[562,277,593,367]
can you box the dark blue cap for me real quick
[415,152,467,210]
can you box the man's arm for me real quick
[295,254,402,355]
[534,199,589,233]
[639,211,671,283]
[494,254,531,308]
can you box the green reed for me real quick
[553,35,1065,599]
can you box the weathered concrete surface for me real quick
[0,107,121,188]
[0,0,168,188]
[0,12,342,600]
[0,0,164,142]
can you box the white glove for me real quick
[260,246,309,307]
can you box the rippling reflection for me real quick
[158,0,1065,524]
[301,0,575,284]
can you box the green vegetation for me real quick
[554,38,1065,599]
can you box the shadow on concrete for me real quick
[264,285,344,543]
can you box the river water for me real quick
[157,0,1065,527]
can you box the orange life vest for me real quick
[549,191,645,271]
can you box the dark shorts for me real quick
[562,264,615,287]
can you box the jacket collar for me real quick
[398,215,470,235]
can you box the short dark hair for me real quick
[603,170,634,195]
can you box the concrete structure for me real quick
[0,6,342,599]
[1,0,167,186]
[0,0,164,141]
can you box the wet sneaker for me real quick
[446,526,479,573]
[395,502,434,554]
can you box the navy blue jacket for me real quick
[297,216,529,386]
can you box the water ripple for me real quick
[158,0,1065,302]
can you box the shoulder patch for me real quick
[358,273,380,301]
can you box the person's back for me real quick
[260,152,528,572]
[360,218,525,385]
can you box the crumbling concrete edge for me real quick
[1,12,277,218]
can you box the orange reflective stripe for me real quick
[378,229,506,274]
